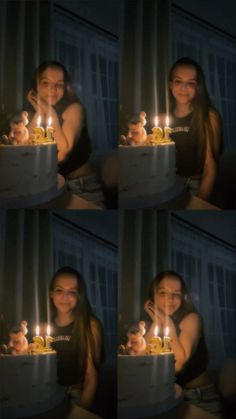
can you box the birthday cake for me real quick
[0,321,65,418]
[119,141,176,204]
[0,142,59,207]
[0,352,65,418]
[119,111,185,208]
[118,321,182,418]
[118,352,176,419]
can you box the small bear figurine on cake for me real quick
[120,112,147,146]
[8,320,29,355]
[8,111,29,145]
[126,320,147,355]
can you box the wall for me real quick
[173,0,236,37]
[172,210,236,248]
[55,0,120,36]
[53,210,118,246]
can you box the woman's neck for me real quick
[174,103,193,118]
[55,312,75,327]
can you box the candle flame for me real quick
[165,326,169,336]
[47,116,52,127]
[165,115,169,127]
[154,325,159,336]
[47,324,51,336]
[36,325,40,336]
[37,115,41,127]
[154,115,158,127]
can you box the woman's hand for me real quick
[144,299,166,325]
[27,89,52,117]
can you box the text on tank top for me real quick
[170,112,202,177]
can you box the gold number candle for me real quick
[164,115,173,141]
[149,325,162,354]
[45,324,54,350]
[33,115,45,140]
[32,325,45,352]
[152,115,163,142]
[163,326,172,352]
[46,116,55,141]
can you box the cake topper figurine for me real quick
[120,112,147,146]
[8,111,29,145]
[126,320,147,355]
[8,320,29,355]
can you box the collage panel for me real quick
[0,209,118,419]
[0,0,119,210]
[119,0,236,210]
[118,210,236,419]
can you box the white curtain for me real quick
[54,7,118,159]
[171,215,236,370]
[0,0,53,116]
[0,210,53,342]
[171,5,236,151]
[52,214,118,361]
[119,210,171,339]
[120,0,171,133]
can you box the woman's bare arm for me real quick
[170,312,201,372]
[80,319,103,410]
[197,111,221,201]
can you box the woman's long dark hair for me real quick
[169,57,223,172]
[50,266,104,384]
[29,60,81,114]
[148,270,197,322]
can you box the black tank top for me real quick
[57,103,91,177]
[171,307,208,387]
[170,112,202,177]
[51,321,80,386]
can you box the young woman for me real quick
[168,57,223,201]
[49,266,104,410]
[27,61,91,177]
[144,270,222,417]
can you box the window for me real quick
[171,7,236,150]
[54,7,118,158]
[171,216,236,369]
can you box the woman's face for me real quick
[37,67,65,105]
[154,276,182,316]
[169,65,197,107]
[51,275,79,315]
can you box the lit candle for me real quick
[33,115,45,138]
[46,116,55,141]
[149,326,162,354]
[164,115,173,141]
[45,324,54,350]
[163,326,172,352]
[152,115,163,142]
[33,325,44,350]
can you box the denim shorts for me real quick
[185,177,201,196]
[184,383,223,417]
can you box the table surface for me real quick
[186,196,220,210]
[145,400,220,419]
[27,401,102,419]
[38,189,101,209]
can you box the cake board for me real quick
[119,176,186,209]
[0,174,65,208]
[118,384,183,419]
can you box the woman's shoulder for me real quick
[62,101,84,118]
[179,311,202,330]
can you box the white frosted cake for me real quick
[118,352,176,418]
[0,143,59,207]
[119,142,177,207]
[0,352,65,418]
